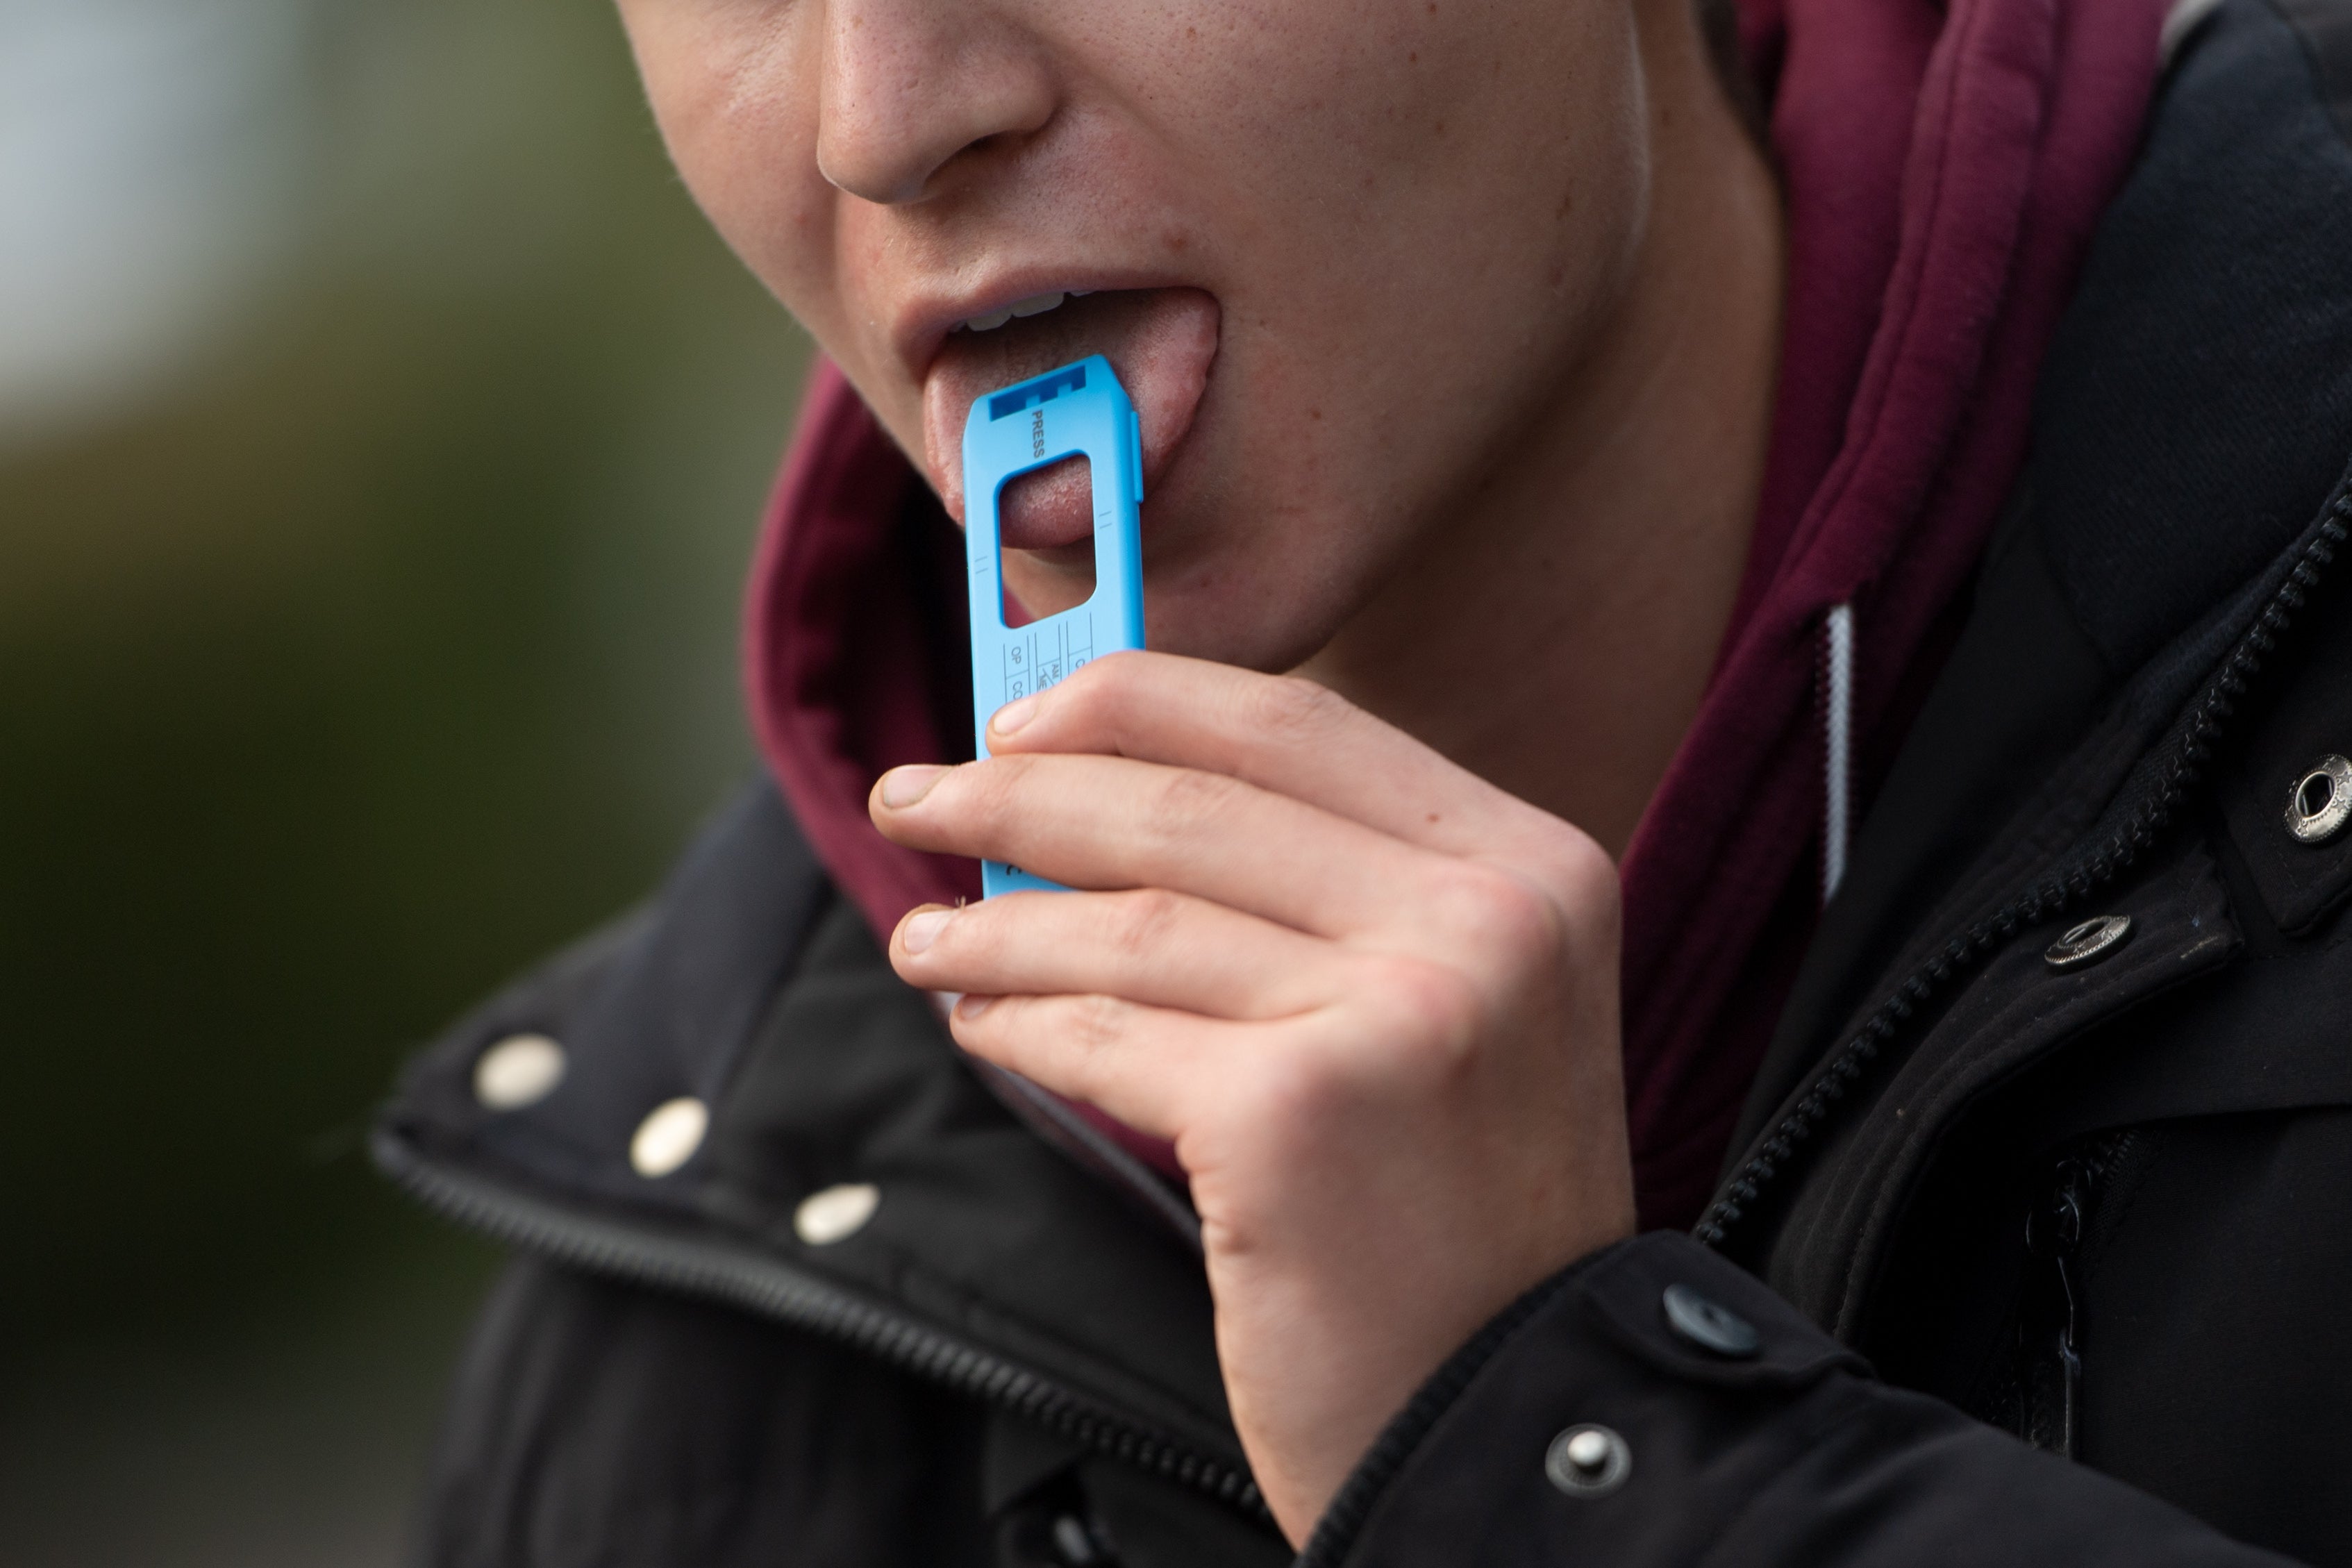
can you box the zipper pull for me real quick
[2022,1157,2092,1456]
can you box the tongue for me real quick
[922,288,1219,549]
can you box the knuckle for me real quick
[956,753,1015,807]
[1538,826,1624,944]
[1435,861,1567,971]
[935,902,1003,965]
[961,754,1042,829]
[1060,650,1136,719]
[1245,672,1353,744]
[1544,819,1618,890]
[1378,958,1485,1058]
[1145,766,1249,844]
[1085,647,1149,685]
[1062,992,1132,1056]
[1109,887,1189,961]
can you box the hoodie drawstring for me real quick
[1821,602,1855,906]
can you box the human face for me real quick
[618,0,1653,668]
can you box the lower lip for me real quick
[918,286,1222,546]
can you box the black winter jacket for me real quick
[377,3,2352,1563]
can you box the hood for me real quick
[742,0,2170,1229]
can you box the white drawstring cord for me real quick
[1821,602,1855,906]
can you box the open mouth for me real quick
[920,287,1220,552]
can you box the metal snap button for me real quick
[1662,1283,1762,1358]
[1546,1424,1632,1498]
[472,1033,566,1110]
[794,1183,881,1246]
[629,1096,709,1178]
[2285,755,2352,844]
[1049,1514,1106,1565]
[2044,915,2133,972]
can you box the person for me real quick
[374,0,2352,1560]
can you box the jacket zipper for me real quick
[375,1134,1271,1524]
[1696,497,2349,1253]
[385,492,2347,1536]
[2019,1130,2151,1458]
[2021,1154,2093,1456]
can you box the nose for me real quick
[817,0,1057,205]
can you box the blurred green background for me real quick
[0,2,812,1560]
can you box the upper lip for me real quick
[890,269,1192,383]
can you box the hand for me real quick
[870,651,1636,1544]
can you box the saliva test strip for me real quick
[963,355,1146,896]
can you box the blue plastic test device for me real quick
[964,354,1146,896]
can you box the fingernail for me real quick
[990,695,1038,735]
[955,994,994,1020]
[879,765,948,808]
[902,908,951,954]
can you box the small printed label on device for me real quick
[1005,617,1091,704]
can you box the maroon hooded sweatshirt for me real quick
[741,0,2171,1233]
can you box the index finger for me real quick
[985,651,1591,874]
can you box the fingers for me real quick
[874,751,1430,940]
[892,890,1338,1020]
[946,987,1246,1142]
[983,651,1585,874]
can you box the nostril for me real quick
[815,20,1058,205]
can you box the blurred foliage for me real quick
[0,0,808,1390]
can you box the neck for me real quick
[1296,15,1783,858]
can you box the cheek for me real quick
[1151,0,1645,271]
[1245,14,1648,454]
[616,5,844,335]
[1134,6,1650,660]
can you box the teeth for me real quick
[958,291,1071,333]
